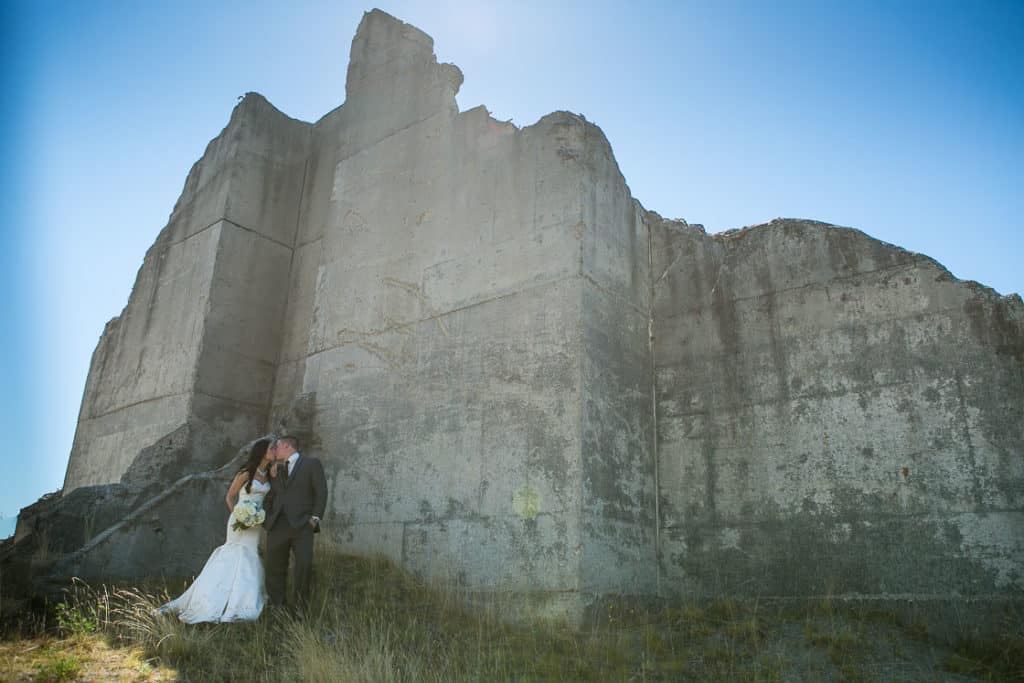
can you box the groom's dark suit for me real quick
[264,452,327,609]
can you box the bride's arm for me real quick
[225,472,248,513]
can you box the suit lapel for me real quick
[285,455,304,488]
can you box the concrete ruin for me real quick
[5,9,1022,621]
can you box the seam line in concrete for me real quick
[298,273,581,360]
[660,509,1024,531]
[657,260,931,313]
[655,303,969,344]
[580,273,648,318]
[83,392,191,421]
[334,110,450,167]
[165,217,294,253]
[220,219,295,252]
[202,341,279,367]
[340,511,573,527]
[194,390,269,411]
[84,387,269,423]
[656,376,934,418]
[295,235,324,250]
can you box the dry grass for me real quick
[1,542,1021,682]
[0,632,175,682]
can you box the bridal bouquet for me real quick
[231,499,266,531]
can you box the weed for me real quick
[53,600,98,637]
[34,654,81,682]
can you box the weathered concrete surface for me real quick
[266,11,657,615]
[579,132,658,598]
[35,9,661,619]
[11,9,1021,621]
[651,216,1024,599]
[0,426,245,617]
[17,421,234,549]
[49,466,235,585]
[64,94,309,491]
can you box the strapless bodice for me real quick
[238,478,270,505]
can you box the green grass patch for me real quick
[33,654,81,682]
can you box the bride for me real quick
[159,438,271,623]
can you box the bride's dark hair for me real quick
[240,439,271,493]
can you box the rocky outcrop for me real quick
[6,10,1021,622]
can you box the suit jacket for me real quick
[264,453,328,531]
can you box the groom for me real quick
[264,435,328,611]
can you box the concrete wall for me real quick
[579,129,658,597]
[254,11,661,613]
[52,471,234,583]
[64,94,310,490]
[49,9,1023,615]
[651,216,1024,599]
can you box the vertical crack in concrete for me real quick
[265,154,310,427]
[655,251,684,285]
[707,256,726,301]
[954,368,985,508]
[646,213,662,594]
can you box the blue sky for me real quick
[1,0,1021,535]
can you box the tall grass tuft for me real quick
[38,541,1024,682]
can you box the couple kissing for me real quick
[159,435,328,623]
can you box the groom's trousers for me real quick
[266,520,315,609]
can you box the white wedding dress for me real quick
[160,479,269,623]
